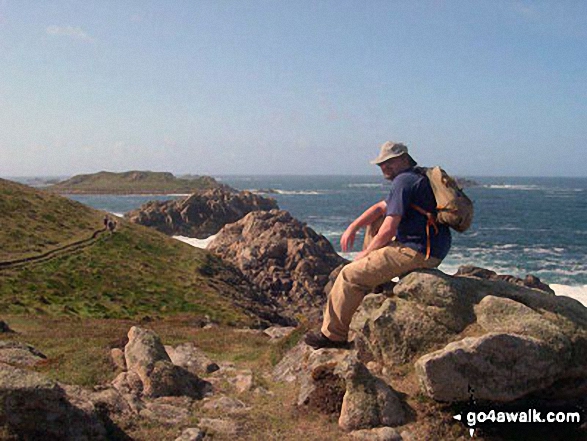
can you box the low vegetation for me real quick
[1,315,350,440]
[0,178,100,260]
[0,178,262,325]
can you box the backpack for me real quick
[414,166,474,233]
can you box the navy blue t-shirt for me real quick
[385,168,451,260]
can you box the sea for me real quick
[13,175,587,305]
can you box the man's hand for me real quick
[340,201,387,253]
[340,226,357,252]
[356,215,401,259]
[354,250,368,261]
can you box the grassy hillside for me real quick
[0,178,269,325]
[0,178,102,261]
[46,170,227,194]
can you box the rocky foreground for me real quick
[1,265,586,440]
[274,268,587,437]
[2,186,586,439]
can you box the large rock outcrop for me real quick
[273,266,587,437]
[125,188,278,238]
[208,209,348,319]
[351,268,587,403]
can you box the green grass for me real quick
[0,315,131,386]
[0,178,101,260]
[0,179,263,325]
[0,223,255,324]
[0,315,357,441]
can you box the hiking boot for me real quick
[304,331,350,350]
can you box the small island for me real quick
[455,176,480,188]
[45,170,229,194]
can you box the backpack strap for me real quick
[410,204,439,260]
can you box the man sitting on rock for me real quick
[305,141,452,349]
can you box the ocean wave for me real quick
[320,230,345,238]
[544,194,577,199]
[477,227,524,231]
[493,244,519,250]
[173,235,217,249]
[484,184,584,194]
[532,268,587,277]
[449,244,521,254]
[347,183,383,188]
[251,188,325,195]
[438,262,462,275]
[273,190,324,195]
[440,256,522,276]
[545,189,584,194]
[521,247,565,256]
[484,184,542,191]
[551,284,587,306]
[306,215,349,223]
[339,251,358,261]
[448,246,516,255]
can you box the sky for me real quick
[0,1,586,177]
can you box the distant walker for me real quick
[107,218,117,233]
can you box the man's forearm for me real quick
[363,229,394,254]
[355,214,400,260]
[349,201,386,232]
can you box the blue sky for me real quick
[1,1,586,177]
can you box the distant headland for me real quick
[45,170,230,194]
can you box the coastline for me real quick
[57,191,192,196]
[61,174,587,299]
[173,235,587,308]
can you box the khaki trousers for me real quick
[321,243,441,341]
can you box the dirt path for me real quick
[0,228,109,270]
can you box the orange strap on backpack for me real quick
[410,204,439,260]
